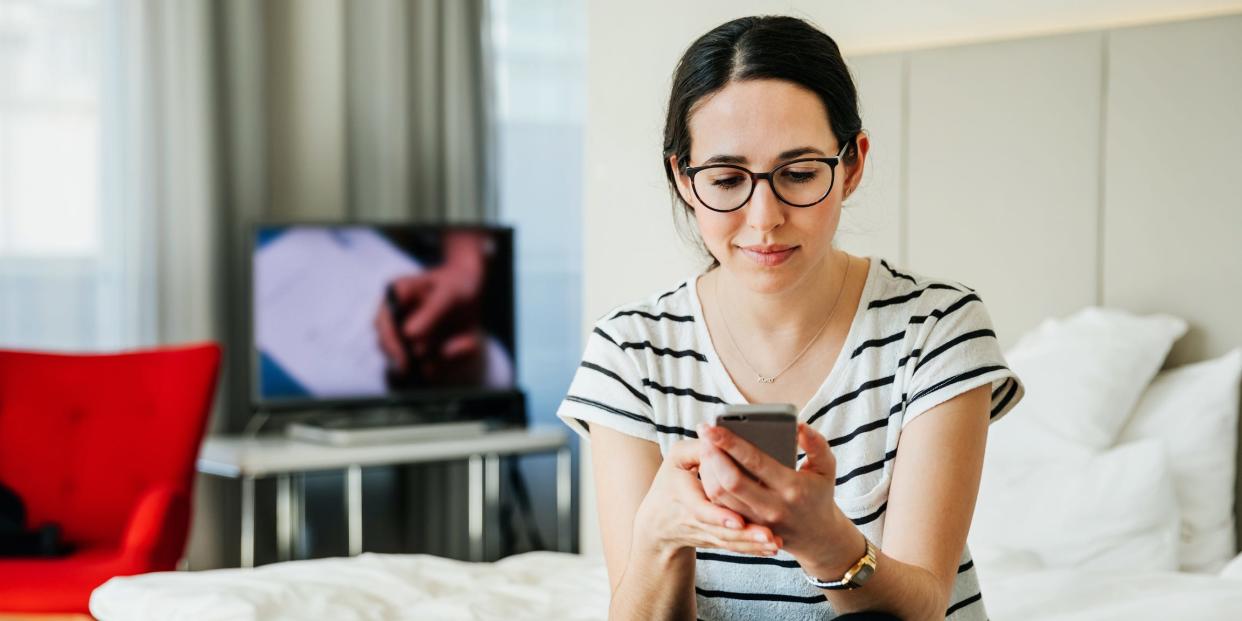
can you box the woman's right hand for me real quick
[631,437,783,560]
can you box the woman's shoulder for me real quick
[590,275,700,341]
[865,258,1003,362]
[868,256,983,318]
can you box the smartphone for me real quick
[711,403,798,472]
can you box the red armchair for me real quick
[0,342,221,613]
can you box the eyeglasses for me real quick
[683,140,852,213]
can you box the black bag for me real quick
[0,480,72,557]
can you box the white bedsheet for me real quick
[90,550,1242,620]
[982,564,1242,620]
[90,551,610,621]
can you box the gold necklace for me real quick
[716,255,851,384]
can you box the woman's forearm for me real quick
[608,535,697,621]
[810,547,946,621]
[799,516,948,621]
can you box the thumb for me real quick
[666,439,702,471]
[440,330,483,359]
[403,286,452,340]
[392,274,433,306]
[797,422,835,476]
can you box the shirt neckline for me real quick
[684,254,880,421]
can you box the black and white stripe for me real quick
[558,256,1023,621]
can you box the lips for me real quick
[738,244,798,266]
[742,244,795,253]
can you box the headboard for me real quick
[840,12,1242,550]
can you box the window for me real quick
[488,0,586,551]
[0,0,100,258]
[0,0,107,349]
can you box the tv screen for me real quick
[251,223,515,406]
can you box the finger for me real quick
[402,287,453,341]
[694,515,776,543]
[690,492,749,530]
[391,275,433,306]
[374,306,406,371]
[670,451,759,531]
[797,422,836,476]
[699,458,760,520]
[733,522,784,550]
[440,330,483,359]
[704,425,792,488]
[695,521,782,556]
[698,442,764,520]
[700,442,775,514]
[666,439,702,471]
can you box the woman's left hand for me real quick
[695,421,852,563]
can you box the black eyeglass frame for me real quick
[683,139,853,213]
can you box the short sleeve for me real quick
[901,293,1026,431]
[555,318,658,444]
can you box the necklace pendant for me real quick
[757,375,775,384]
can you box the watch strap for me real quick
[802,534,878,590]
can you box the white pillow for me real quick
[1000,307,1187,452]
[1221,551,1242,580]
[970,438,1181,573]
[1117,348,1242,574]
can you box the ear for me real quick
[841,130,870,200]
[667,154,697,208]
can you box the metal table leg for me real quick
[240,475,255,568]
[346,464,363,556]
[484,453,501,560]
[556,446,572,553]
[277,474,292,561]
[294,472,307,560]
[468,454,483,561]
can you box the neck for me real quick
[715,250,854,346]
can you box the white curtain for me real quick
[0,0,217,351]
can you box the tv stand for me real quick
[286,418,490,447]
[197,425,571,566]
[265,390,527,447]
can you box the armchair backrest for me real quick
[0,343,221,550]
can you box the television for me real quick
[249,222,517,413]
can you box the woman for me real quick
[556,15,1025,621]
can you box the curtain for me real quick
[2,0,495,568]
[203,0,495,568]
[213,0,495,430]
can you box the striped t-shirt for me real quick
[556,255,1026,620]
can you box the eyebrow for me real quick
[702,146,826,166]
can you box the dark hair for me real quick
[662,15,863,270]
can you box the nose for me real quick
[745,177,785,232]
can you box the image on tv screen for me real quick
[252,224,515,402]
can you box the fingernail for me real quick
[752,532,769,542]
[724,519,740,529]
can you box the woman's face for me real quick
[669,78,864,294]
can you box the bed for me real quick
[87,548,1242,620]
[90,307,1242,619]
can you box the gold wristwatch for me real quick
[802,534,878,590]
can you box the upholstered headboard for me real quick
[839,13,1242,550]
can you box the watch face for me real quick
[852,564,875,585]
